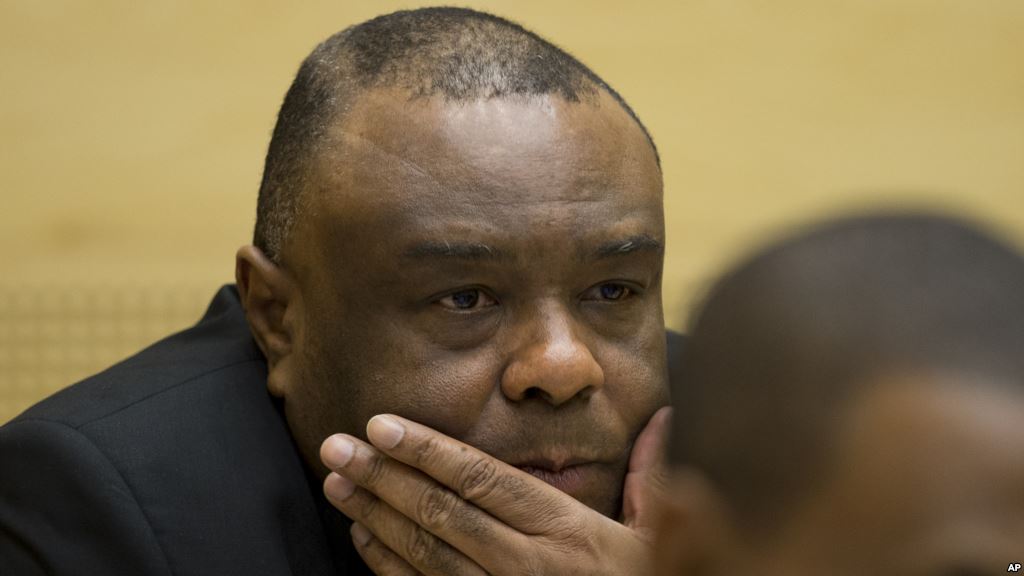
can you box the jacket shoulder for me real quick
[0,418,173,575]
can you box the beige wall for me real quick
[3,0,1023,421]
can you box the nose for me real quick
[500,304,605,406]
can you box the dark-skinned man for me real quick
[654,214,1024,575]
[1,8,677,575]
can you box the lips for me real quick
[509,452,601,496]
[511,455,588,472]
[516,463,594,495]
[503,451,622,515]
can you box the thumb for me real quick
[621,405,672,535]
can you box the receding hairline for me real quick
[254,7,661,264]
[315,85,657,166]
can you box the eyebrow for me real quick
[590,234,664,259]
[401,240,506,261]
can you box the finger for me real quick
[627,406,672,475]
[325,472,488,576]
[349,522,421,576]
[362,414,583,534]
[621,406,672,532]
[323,435,526,573]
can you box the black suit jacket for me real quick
[1,286,684,575]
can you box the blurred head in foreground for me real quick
[656,214,1024,575]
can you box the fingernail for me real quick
[325,473,356,501]
[323,435,354,469]
[350,522,373,546]
[367,415,404,450]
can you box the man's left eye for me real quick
[583,282,634,301]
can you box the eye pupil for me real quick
[600,284,625,300]
[451,290,479,309]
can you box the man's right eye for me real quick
[436,289,498,311]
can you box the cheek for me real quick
[302,288,502,441]
[603,328,670,427]
[341,347,502,440]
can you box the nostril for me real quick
[522,386,548,402]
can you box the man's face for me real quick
[281,89,667,517]
[656,375,1024,575]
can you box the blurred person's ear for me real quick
[653,468,738,576]
[235,245,300,398]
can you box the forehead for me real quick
[325,87,659,188]
[297,88,662,262]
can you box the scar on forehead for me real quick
[591,234,663,259]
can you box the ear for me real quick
[652,467,739,576]
[235,245,300,398]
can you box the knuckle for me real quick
[456,456,499,500]
[404,527,444,570]
[355,491,382,521]
[413,435,442,467]
[415,485,458,532]
[360,448,388,488]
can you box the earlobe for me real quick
[235,245,299,397]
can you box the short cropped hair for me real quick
[254,7,658,263]
[669,213,1024,532]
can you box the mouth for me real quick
[502,450,625,515]
[508,452,601,496]
[515,463,596,495]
